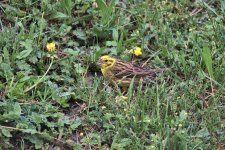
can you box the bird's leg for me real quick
[112,80,121,93]
[122,87,128,95]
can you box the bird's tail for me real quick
[147,68,170,78]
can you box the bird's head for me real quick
[97,55,116,69]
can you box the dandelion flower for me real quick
[79,132,84,136]
[130,47,142,56]
[101,106,106,109]
[46,42,56,52]
[120,96,128,100]
[188,28,195,32]
[178,124,183,128]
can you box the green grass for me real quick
[0,0,224,149]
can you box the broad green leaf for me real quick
[0,63,13,76]
[0,102,7,107]
[112,138,132,149]
[128,76,135,101]
[20,39,33,51]
[24,129,38,134]
[2,112,20,120]
[96,0,110,24]
[73,29,87,40]
[96,0,115,25]
[117,32,124,54]
[202,44,214,78]
[71,118,81,130]
[106,41,117,46]
[94,47,105,60]
[64,48,80,56]
[53,12,70,19]
[61,0,73,16]
[1,128,12,137]
[16,123,29,129]
[17,49,33,59]
[195,128,210,138]
[56,97,69,108]
[142,116,151,123]
[19,75,30,82]
[104,113,114,120]
[74,63,86,74]
[14,102,21,115]
[31,112,43,124]
[103,122,115,129]
[3,47,10,63]
[29,136,44,149]
[17,10,26,17]
[120,138,132,147]
[112,28,119,41]
[81,133,101,144]
[179,110,187,120]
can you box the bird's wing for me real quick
[111,67,135,79]
[112,62,167,79]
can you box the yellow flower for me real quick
[101,106,106,109]
[178,124,183,128]
[79,132,84,136]
[188,28,195,32]
[46,42,56,52]
[132,47,142,56]
[120,96,128,100]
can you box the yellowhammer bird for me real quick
[97,55,167,88]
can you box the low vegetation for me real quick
[0,0,224,149]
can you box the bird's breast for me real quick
[101,68,112,79]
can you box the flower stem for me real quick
[24,57,54,93]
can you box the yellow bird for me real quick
[97,55,167,88]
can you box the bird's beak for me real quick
[97,60,101,66]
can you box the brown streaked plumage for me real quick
[97,55,167,87]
